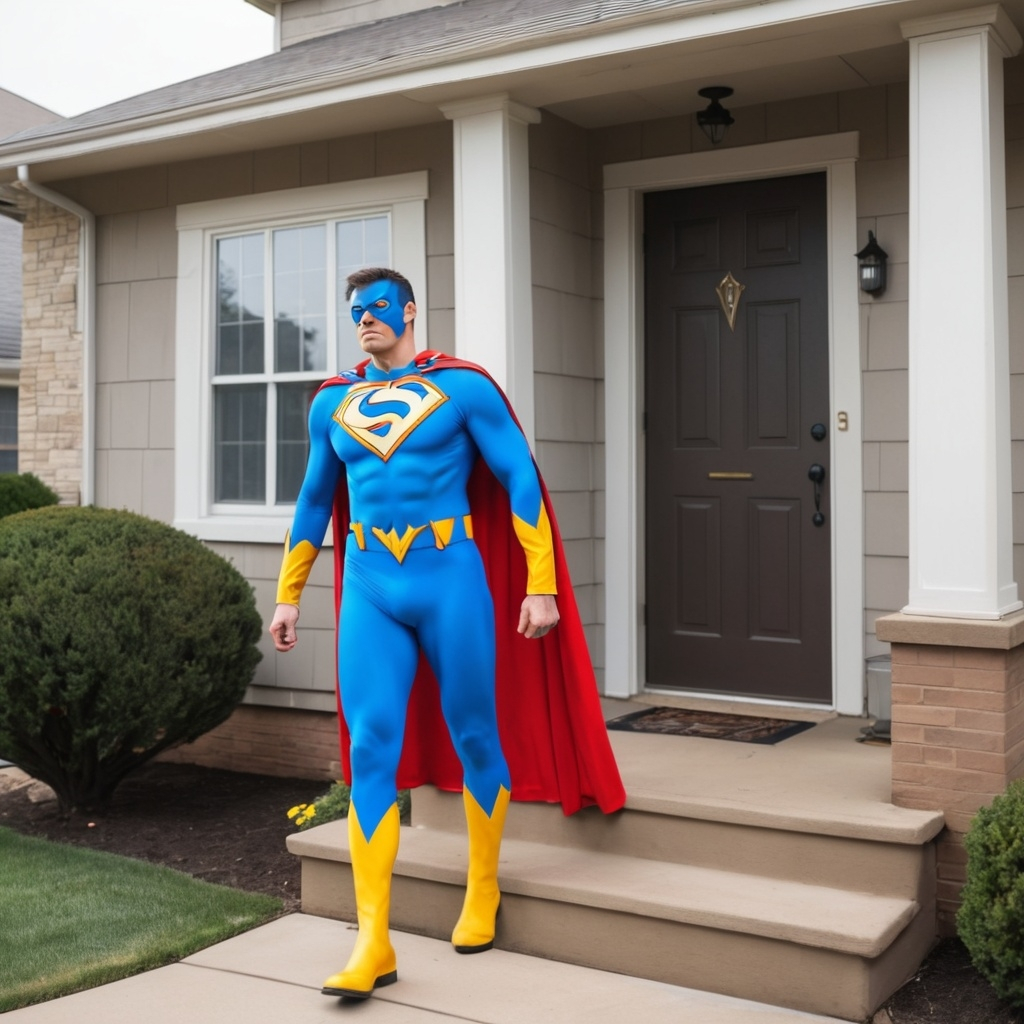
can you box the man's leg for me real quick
[416,543,511,953]
[322,577,418,999]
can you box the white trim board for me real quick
[602,132,864,715]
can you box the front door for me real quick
[644,173,831,703]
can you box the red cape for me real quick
[319,351,625,815]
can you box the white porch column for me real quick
[901,6,1023,618]
[441,95,540,442]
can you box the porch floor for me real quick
[600,698,943,844]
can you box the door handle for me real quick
[808,463,826,526]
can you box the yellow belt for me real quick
[349,514,474,564]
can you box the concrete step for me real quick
[287,820,936,1021]
[412,787,941,900]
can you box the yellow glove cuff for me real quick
[276,533,319,606]
[512,503,557,595]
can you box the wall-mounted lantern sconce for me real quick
[696,87,735,145]
[855,230,888,294]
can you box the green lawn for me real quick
[0,827,282,1012]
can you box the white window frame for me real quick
[175,172,429,543]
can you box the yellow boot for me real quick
[452,785,510,953]
[321,803,400,999]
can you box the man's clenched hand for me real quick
[269,603,300,652]
[517,594,559,639]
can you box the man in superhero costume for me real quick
[269,267,624,1000]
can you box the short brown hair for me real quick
[344,267,415,305]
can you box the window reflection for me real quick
[217,234,264,375]
[214,384,266,502]
[274,225,326,373]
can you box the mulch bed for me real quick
[0,760,1021,1023]
[885,938,1022,1024]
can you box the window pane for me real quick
[337,215,390,277]
[274,318,301,373]
[336,215,391,370]
[274,225,326,373]
[0,388,17,447]
[0,451,16,474]
[242,322,264,375]
[217,234,265,375]
[276,381,319,504]
[214,384,266,503]
[335,219,362,270]
[364,216,389,265]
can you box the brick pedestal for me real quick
[157,705,340,782]
[877,611,1024,933]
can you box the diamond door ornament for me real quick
[715,272,745,331]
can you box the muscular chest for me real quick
[327,374,475,485]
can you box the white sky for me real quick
[0,0,275,118]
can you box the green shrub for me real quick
[0,473,58,519]
[288,782,410,831]
[957,778,1024,1008]
[0,507,262,813]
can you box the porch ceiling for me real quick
[0,0,1015,184]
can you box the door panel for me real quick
[675,310,720,447]
[675,497,722,636]
[644,173,831,703]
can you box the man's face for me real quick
[350,280,410,355]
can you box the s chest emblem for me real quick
[333,375,449,461]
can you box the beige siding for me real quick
[529,113,604,674]
[1008,54,1024,596]
[54,123,454,705]
[93,205,178,522]
[205,540,338,705]
[278,0,462,47]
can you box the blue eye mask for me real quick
[350,280,409,337]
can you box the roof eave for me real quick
[0,0,925,181]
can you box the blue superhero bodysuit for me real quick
[277,276,621,1000]
[277,358,556,843]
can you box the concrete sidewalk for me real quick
[5,912,852,1023]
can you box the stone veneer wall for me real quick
[16,194,82,503]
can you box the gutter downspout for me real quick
[16,166,96,506]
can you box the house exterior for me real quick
[0,89,60,472]
[1,0,1023,934]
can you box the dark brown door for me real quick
[644,173,831,703]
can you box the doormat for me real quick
[606,706,816,744]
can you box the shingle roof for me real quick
[0,0,705,150]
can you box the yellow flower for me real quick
[305,805,317,819]
[287,804,308,820]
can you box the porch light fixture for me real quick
[696,87,735,145]
[855,230,888,294]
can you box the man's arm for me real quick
[269,388,344,652]
[457,371,560,639]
